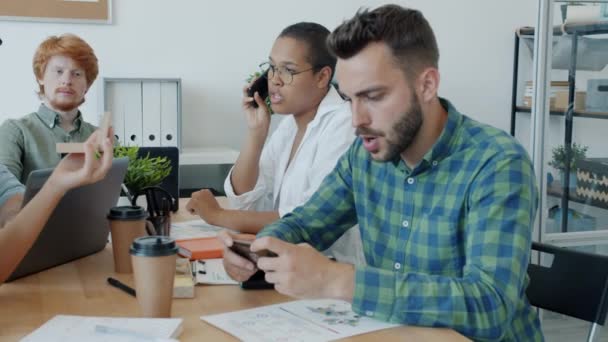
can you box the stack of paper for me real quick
[193,259,238,285]
[201,299,399,341]
[22,315,183,342]
[170,219,226,240]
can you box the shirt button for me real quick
[402,220,409,228]
[407,178,415,184]
[432,160,438,166]
[365,311,374,317]
[394,262,401,270]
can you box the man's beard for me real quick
[355,93,423,162]
[382,93,423,161]
[49,96,84,112]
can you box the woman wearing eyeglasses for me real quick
[186,22,363,265]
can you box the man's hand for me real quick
[47,129,113,195]
[253,237,356,300]
[218,230,257,282]
[185,189,222,224]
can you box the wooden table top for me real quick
[0,198,469,341]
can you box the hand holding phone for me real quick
[230,239,276,264]
[246,71,269,108]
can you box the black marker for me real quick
[107,277,136,297]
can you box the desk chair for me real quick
[527,242,608,342]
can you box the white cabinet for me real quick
[104,78,181,148]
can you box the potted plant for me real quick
[548,143,588,189]
[114,146,172,205]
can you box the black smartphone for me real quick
[230,239,276,263]
[246,71,269,108]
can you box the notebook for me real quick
[22,315,183,342]
[176,237,224,260]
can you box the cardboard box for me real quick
[586,79,608,113]
[523,81,586,111]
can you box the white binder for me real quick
[142,82,162,147]
[105,82,126,144]
[104,78,181,149]
[161,81,179,147]
[122,82,143,147]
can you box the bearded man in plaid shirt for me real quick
[220,4,543,341]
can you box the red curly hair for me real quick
[33,34,98,96]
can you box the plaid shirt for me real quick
[258,99,543,341]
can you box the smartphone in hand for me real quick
[230,239,276,263]
[246,71,269,108]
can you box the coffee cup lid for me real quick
[107,206,148,221]
[130,236,178,257]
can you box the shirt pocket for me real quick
[403,214,461,275]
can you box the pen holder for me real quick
[146,215,171,236]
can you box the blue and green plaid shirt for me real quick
[259,99,543,341]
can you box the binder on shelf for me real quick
[161,81,179,147]
[122,82,143,147]
[142,82,162,147]
[104,78,181,149]
[105,82,126,144]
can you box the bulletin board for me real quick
[0,0,112,24]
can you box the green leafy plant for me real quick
[114,146,172,198]
[548,143,588,172]
[247,71,273,114]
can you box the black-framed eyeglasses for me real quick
[259,62,315,85]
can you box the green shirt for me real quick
[0,104,97,183]
[258,99,543,341]
[0,164,24,208]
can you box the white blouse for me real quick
[224,86,365,265]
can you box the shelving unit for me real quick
[510,21,608,233]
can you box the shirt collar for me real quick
[421,98,462,165]
[307,85,347,129]
[37,104,83,130]
[389,97,462,171]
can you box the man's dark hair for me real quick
[327,4,439,79]
[279,22,337,81]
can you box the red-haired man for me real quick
[0,34,100,184]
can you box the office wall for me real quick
[0,0,537,150]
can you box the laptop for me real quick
[6,157,129,281]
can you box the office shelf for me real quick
[511,21,608,233]
[515,106,608,120]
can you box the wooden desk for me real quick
[0,198,469,341]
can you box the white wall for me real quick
[0,0,537,150]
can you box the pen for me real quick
[161,197,166,217]
[107,277,136,297]
[121,183,133,205]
